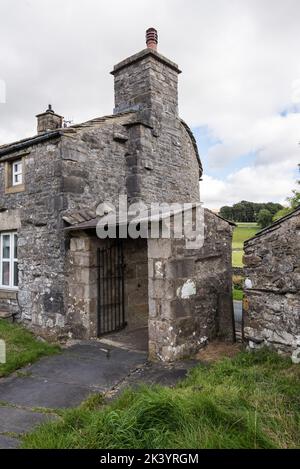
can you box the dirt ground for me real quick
[196,341,242,363]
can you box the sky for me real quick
[0,0,299,209]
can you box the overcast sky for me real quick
[0,0,299,209]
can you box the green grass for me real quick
[232,223,259,267]
[0,319,59,377]
[233,288,244,301]
[22,349,300,449]
[232,250,244,268]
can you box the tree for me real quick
[272,207,291,221]
[272,164,300,221]
[219,206,233,220]
[219,200,283,222]
[257,209,273,228]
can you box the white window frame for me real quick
[0,232,18,290]
[12,159,22,186]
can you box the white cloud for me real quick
[202,162,296,210]
[0,0,299,208]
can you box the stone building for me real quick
[243,206,300,355]
[0,29,234,361]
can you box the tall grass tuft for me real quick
[22,349,300,449]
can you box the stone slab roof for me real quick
[0,112,134,159]
[0,111,203,176]
[0,131,62,159]
[64,204,235,232]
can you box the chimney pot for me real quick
[146,27,158,51]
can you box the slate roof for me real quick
[0,112,202,173]
[0,112,134,159]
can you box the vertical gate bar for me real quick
[109,243,112,332]
[111,242,113,331]
[105,245,108,333]
[120,240,125,326]
[101,247,104,334]
[97,248,100,337]
[114,242,117,330]
[101,248,104,335]
[114,242,116,330]
[118,241,121,329]
[113,242,116,331]
[117,241,120,330]
[108,243,111,333]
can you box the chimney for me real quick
[111,28,181,116]
[36,105,63,134]
[146,27,158,51]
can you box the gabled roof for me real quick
[0,112,203,176]
[244,204,300,245]
[0,112,134,159]
[0,131,62,158]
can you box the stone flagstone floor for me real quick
[0,340,196,449]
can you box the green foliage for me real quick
[233,288,244,301]
[273,165,300,221]
[0,320,59,377]
[22,349,300,449]
[288,189,300,209]
[220,201,283,223]
[257,209,273,228]
[273,207,293,221]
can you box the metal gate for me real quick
[97,241,125,336]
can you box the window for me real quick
[12,160,22,186]
[4,156,25,194]
[0,233,18,289]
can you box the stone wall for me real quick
[243,209,300,354]
[0,138,68,337]
[66,233,98,339]
[123,238,148,330]
[112,50,180,116]
[148,209,234,361]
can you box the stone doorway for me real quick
[97,240,126,336]
[67,233,149,352]
[98,237,149,352]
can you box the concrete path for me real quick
[0,341,196,449]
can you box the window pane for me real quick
[14,173,22,185]
[14,234,18,259]
[13,262,18,287]
[12,160,22,186]
[2,261,10,286]
[2,235,10,259]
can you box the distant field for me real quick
[232,223,259,267]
